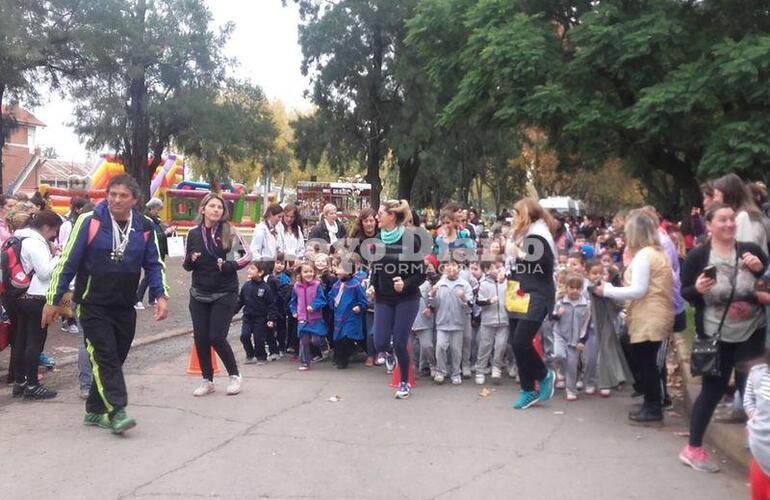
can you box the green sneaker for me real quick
[83,412,110,429]
[109,408,137,434]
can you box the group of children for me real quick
[236,240,636,407]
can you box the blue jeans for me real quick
[373,298,420,384]
[73,302,92,391]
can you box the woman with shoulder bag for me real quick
[678,202,768,473]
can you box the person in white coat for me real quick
[276,204,305,262]
[11,210,62,400]
[250,204,284,261]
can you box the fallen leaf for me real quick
[673,431,690,437]
[328,395,342,403]
[553,411,565,415]
[479,388,493,397]
[667,411,681,418]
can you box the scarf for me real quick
[325,219,339,244]
[380,225,405,245]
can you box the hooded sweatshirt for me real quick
[475,275,507,326]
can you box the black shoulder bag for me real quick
[690,248,738,377]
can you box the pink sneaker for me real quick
[566,391,578,402]
[678,445,720,473]
[298,364,309,371]
[599,389,611,398]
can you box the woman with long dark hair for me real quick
[713,173,769,255]
[251,204,284,261]
[184,193,251,397]
[277,204,305,261]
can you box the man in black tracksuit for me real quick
[43,175,169,434]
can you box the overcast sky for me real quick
[33,0,310,165]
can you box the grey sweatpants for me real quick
[436,329,463,378]
[582,329,599,389]
[474,324,509,374]
[412,328,436,372]
[553,333,580,393]
[462,315,474,373]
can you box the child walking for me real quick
[473,260,509,385]
[237,261,280,365]
[552,274,592,401]
[432,259,473,385]
[289,261,329,371]
[330,256,368,369]
[412,254,439,377]
[266,253,292,358]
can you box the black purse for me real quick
[690,249,738,377]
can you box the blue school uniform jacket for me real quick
[330,275,368,341]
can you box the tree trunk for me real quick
[0,83,5,193]
[397,154,420,202]
[126,0,150,200]
[366,22,384,209]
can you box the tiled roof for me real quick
[1,105,45,127]
[39,159,89,179]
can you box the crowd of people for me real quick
[3,172,770,493]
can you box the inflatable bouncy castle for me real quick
[39,154,262,237]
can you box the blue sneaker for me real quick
[539,369,555,402]
[394,382,410,399]
[512,390,540,410]
[39,353,55,368]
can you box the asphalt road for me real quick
[0,326,749,500]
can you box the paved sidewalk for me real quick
[0,330,748,500]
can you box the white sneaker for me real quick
[451,375,463,385]
[193,380,215,397]
[491,367,502,384]
[244,357,257,365]
[577,380,584,390]
[555,378,566,390]
[226,375,242,395]
[134,302,145,310]
[67,324,80,334]
[433,373,445,385]
[566,390,578,401]
[585,386,596,395]
[475,373,485,385]
[462,368,472,379]
[267,353,280,362]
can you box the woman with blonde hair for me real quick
[183,192,252,397]
[371,199,425,399]
[506,198,559,410]
[593,210,674,423]
[309,203,347,246]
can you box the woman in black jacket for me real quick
[679,202,768,473]
[184,193,251,397]
[371,199,427,399]
[309,203,347,249]
[506,198,558,410]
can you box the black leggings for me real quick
[630,341,662,408]
[374,298,420,384]
[508,318,547,392]
[189,293,239,381]
[12,297,47,385]
[689,328,765,447]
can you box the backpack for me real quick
[0,237,33,298]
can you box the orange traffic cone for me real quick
[186,342,221,375]
[389,345,416,388]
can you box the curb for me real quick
[673,333,751,469]
[51,315,244,370]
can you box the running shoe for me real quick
[267,353,280,362]
[394,382,410,399]
[79,388,90,400]
[451,375,462,385]
[566,391,578,402]
[462,368,472,379]
[193,380,215,397]
[298,364,309,371]
[512,390,540,410]
[38,353,55,368]
[433,373,445,385]
[679,445,720,473]
[244,357,257,365]
[475,373,485,385]
[226,375,242,395]
[83,412,110,429]
[491,367,502,384]
[375,354,386,366]
[12,382,25,398]
[109,408,136,434]
[67,323,80,334]
[23,384,57,400]
[385,353,396,374]
[585,386,596,395]
[134,302,145,310]
[539,369,556,402]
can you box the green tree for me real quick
[408,0,770,214]
[0,0,81,192]
[67,0,231,195]
[287,0,420,207]
[177,80,277,188]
